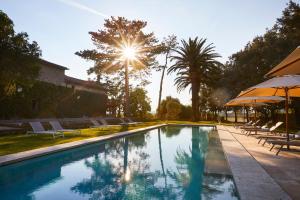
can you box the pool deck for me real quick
[217,125,300,200]
[0,124,166,166]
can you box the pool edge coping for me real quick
[0,123,217,166]
[0,124,169,166]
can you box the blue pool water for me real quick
[0,126,239,200]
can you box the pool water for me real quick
[0,126,239,200]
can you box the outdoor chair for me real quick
[269,139,300,155]
[90,119,120,128]
[119,118,141,126]
[98,118,108,125]
[240,120,261,133]
[235,120,253,129]
[256,130,300,146]
[49,121,81,135]
[90,119,106,128]
[246,121,283,136]
[241,121,268,135]
[28,122,64,138]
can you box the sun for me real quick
[121,46,137,61]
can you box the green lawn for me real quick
[0,121,223,156]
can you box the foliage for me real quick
[76,16,162,116]
[179,105,193,120]
[158,96,182,120]
[0,81,106,119]
[154,35,178,113]
[222,1,300,99]
[220,1,300,124]
[76,16,162,75]
[0,10,41,97]
[129,88,151,120]
[168,37,221,121]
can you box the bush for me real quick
[0,81,107,119]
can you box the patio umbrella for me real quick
[238,75,300,147]
[225,96,284,122]
[225,96,285,106]
[265,46,300,77]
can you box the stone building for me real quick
[36,59,107,117]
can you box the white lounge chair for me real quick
[248,121,283,136]
[92,118,120,128]
[120,118,141,126]
[90,119,108,128]
[49,121,81,135]
[257,130,300,146]
[28,122,64,138]
[269,139,300,155]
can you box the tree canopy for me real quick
[168,37,221,121]
[76,16,162,77]
[222,1,300,99]
[0,10,41,97]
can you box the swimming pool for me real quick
[0,126,239,200]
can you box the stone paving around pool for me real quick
[217,125,300,200]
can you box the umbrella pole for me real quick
[285,87,290,150]
[243,105,245,123]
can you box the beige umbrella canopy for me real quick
[225,96,284,122]
[265,46,300,77]
[225,96,285,106]
[238,75,300,147]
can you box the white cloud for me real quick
[57,0,108,18]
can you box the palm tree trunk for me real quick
[191,78,199,121]
[157,53,169,117]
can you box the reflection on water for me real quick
[0,126,239,200]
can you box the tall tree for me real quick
[221,1,300,123]
[76,17,161,117]
[129,87,151,120]
[0,10,41,98]
[154,35,178,115]
[168,37,221,121]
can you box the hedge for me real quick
[0,81,107,119]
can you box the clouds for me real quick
[57,0,108,18]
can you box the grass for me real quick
[0,120,223,156]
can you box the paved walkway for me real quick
[217,125,297,200]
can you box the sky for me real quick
[1,0,292,112]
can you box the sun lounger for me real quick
[90,119,120,128]
[120,118,141,126]
[258,131,300,145]
[235,120,253,129]
[240,120,262,133]
[268,139,300,155]
[90,119,106,128]
[127,118,142,124]
[28,122,64,138]
[49,121,81,135]
[241,120,260,129]
[241,122,268,135]
[246,121,283,136]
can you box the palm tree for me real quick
[168,37,220,121]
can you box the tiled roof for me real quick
[39,59,69,70]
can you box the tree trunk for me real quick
[234,109,237,123]
[157,53,169,117]
[225,108,228,121]
[124,62,130,117]
[158,129,167,187]
[191,78,199,121]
